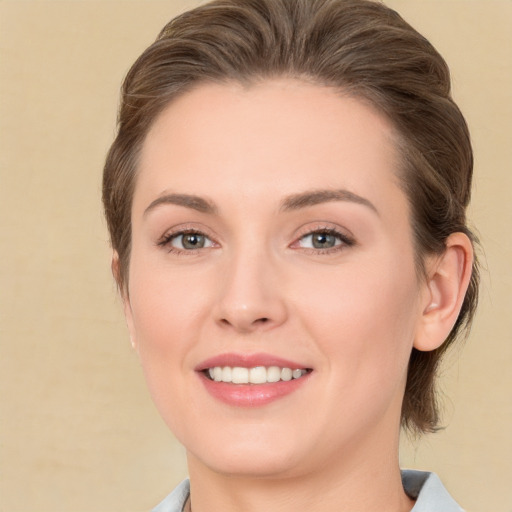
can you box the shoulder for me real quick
[151,479,190,512]
[152,473,463,512]
[401,470,464,512]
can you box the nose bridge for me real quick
[215,239,287,332]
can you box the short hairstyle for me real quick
[103,0,479,434]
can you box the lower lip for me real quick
[199,372,311,407]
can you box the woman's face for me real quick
[125,79,428,478]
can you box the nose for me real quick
[214,247,288,334]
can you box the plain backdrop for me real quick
[1,1,511,511]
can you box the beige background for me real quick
[0,1,510,511]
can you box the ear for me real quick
[112,251,138,352]
[414,232,474,352]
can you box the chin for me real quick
[196,450,304,479]
[183,428,311,479]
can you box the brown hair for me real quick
[103,0,479,434]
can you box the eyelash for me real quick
[157,227,355,255]
[157,228,216,254]
[293,227,355,254]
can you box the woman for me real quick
[102,0,479,510]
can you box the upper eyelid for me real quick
[165,230,211,241]
[157,223,217,240]
[287,228,356,255]
[157,228,218,250]
[296,231,353,248]
[293,223,355,242]
[155,222,355,248]
[157,230,218,255]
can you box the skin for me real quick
[121,79,472,512]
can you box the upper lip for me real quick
[195,352,311,372]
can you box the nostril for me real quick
[219,316,269,328]
[217,306,283,331]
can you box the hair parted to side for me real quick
[103,0,479,434]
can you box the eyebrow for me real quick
[280,189,379,215]
[144,193,218,216]
[143,188,378,217]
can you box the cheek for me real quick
[126,264,212,432]
[295,254,420,385]
[128,267,210,356]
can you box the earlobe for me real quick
[414,232,473,352]
[123,302,139,354]
[112,251,138,353]
[111,251,121,287]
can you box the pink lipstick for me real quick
[196,352,312,407]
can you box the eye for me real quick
[179,233,205,249]
[172,232,213,250]
[158,230,215,252]
[300,231,340,249]
[295,228,354,252]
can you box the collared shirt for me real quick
[152,470,464,512]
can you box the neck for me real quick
[186,424,414,512]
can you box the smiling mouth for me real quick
[204,366,312,384]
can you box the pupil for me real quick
[183,234,204,249]
[313,233,335,248]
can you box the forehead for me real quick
[135,79,405,216]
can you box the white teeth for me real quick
[281,368,292,381]
[292,368,303,379]
[232,367,249,384]
[267,366,281,383]
[206,366,308,384]
[249,366,267,384]
[221,366,232,383]
[213,367,223,382]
